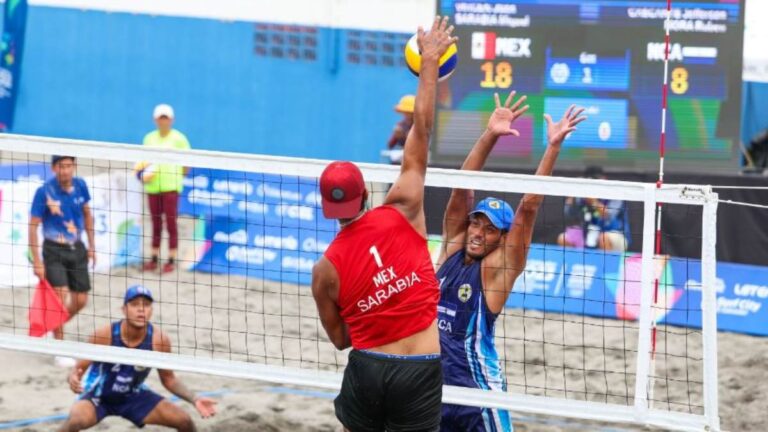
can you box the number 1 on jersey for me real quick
[369,245,384,268]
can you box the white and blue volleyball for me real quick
[404,33,458,81]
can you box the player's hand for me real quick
[68,368,84,394]
[194,397,217,418]
[417,16,458,62]
[87,249,96,267]
[544,105,587,148]
[487,91,529,137]
[33,261,45,280]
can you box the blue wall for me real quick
[11,6,417,162]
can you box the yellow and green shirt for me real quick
[141,129,191,194]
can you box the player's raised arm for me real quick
[385,16,457,235]
[440,91,528,264]
[483,105,586,313]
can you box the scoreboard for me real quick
[433,0,745,172]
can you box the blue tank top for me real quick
[82,321,154,401]
[437,251,506,392]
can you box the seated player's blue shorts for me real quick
[80,388,164,428]
[441,403,514,432]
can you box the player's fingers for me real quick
[563,104,575,120]
[571,116,588,126]
[493,92,501,108]
[432,16,441,32]
[450,36,459,45]
[503,90,516,108]
[507,129,521,137]
[570,107,586,120]
[510,94,526,111]
[514,104,530,119]
[440,15,449,32]
[544,113,553,126]
[446,24,455,36]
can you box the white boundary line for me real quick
[0,333,712,432]
[0,134,711,205]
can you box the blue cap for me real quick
[51,155,75,165]
[124,285,154,304]
[470,197,514,231]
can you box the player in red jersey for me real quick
[311,16,457,432]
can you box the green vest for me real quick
[141,129,191,194]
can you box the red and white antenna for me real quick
[649,0,674,407]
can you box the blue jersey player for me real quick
[436,91,586,432]
[58,285,217,431]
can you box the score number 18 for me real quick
[480,61,513,89]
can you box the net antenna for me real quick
[646,0,675,411]
[644,3,720,429]
[0,134,720,431]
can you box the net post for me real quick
[633,184,657,421]
[701,194,720,431]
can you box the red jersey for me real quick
[324,205,439,350]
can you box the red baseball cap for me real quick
[319,161,366,219]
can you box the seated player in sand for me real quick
[436,92,586,431]
[59,285,217,432]
[311,16,457,432]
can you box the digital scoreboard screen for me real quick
[433,0,744,172]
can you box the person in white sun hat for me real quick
[138,104,191,274]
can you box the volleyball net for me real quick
[0,134,719,431]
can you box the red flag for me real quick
[28,279,69,337]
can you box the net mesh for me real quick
[0,138,715,429]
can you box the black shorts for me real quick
[42,240,91,293]
[335,349,442,432]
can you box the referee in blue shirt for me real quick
[29,156,95,353]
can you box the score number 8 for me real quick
[480,61,513,89]
[671,67,689,95]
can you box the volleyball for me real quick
[133,161,157,183]
[404,33,458,81]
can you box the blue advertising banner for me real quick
[192,216,336,285]
[179,168,335,231]
[509,245,768,337]
[0,0,28,131]
[0,162,48,183]
[180,167,338,285]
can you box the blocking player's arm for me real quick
[483,106,587,314]
[311,257,350,350]
[155,331,217,418]
[68,325,112,393]
[384,16,457,235]
[439,91,528,265]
